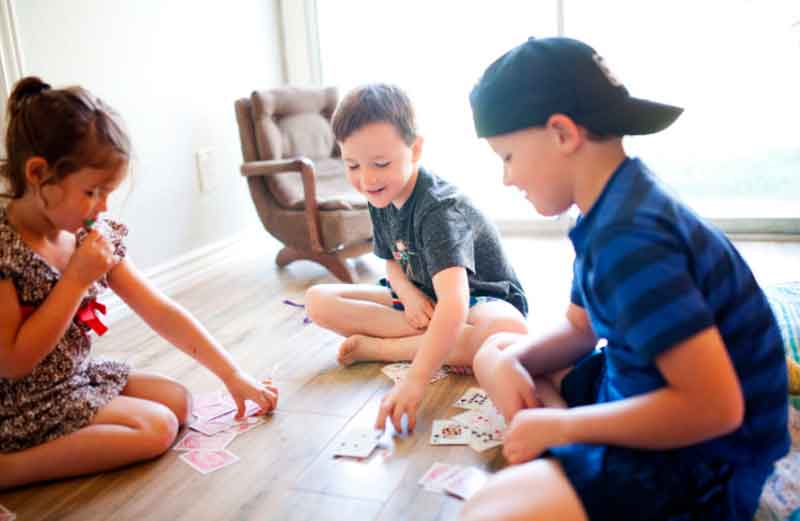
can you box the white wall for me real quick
[11,0,285,269]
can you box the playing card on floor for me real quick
[332,428,382,459]
[442,467,490,500]
[381,363,447,384]
[173,431,236,452]
[190,419,231,437]
[454,387,493,410]
[430,420,471,445]
[418,462,466,493]
[180,449,240,475]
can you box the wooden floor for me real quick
[2,235,798,521]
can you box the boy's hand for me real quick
[223,371,279,418]
[475,334,539,423]
[375,373,426,433]
[503,408,569,464]
[64,230,119,287]
[399,289,435,330]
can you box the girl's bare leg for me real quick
[0,395,178,490]
[0,373,189,489]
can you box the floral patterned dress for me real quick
[0,207,130,452]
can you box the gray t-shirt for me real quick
[369,167,528,316]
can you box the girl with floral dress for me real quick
[0,77,278,489]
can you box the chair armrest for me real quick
[240,157,325,253]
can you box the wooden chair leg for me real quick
[275,246,355,283]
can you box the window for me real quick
[315,0,800,232]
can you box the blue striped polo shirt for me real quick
[569,157,789,465]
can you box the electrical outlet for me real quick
[195,147,221,192]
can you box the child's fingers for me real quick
[375,400,392,430]
[234,398,246,420]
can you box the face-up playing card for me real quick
[442,467,489,500]
[0,504,15,521]
[173,431,236,452]
[451,409,505,452]
[180,449,240,475]
[418,462,465,493]
[454,387,493,410]
[332,428,381,459]
[430,420,471,445]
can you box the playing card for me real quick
[430,420,471,445]
[442,467,489,500]
[0,504,15,521]
[332,428,381,459]
[193,399,237,422]
[173,431,236,452]
[209,400,263,425]
[451,409,505,452]
[190,419,232,437]
[226,417,262,435]
[381,363,448,384]
[418,462,465,493]
[454,387,493,410]
[180,449,240,475]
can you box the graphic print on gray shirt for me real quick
[369,167,528,316]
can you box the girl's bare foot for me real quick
[337,335,384,366]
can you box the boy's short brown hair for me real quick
[332,84,417,145]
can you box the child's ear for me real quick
[23,157,50,187]
[410,136,424,163]
[547,114,583,152]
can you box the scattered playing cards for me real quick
[0,504,15,521]
[418,462,466,493]
[332,427,382,459]
[179,390,270,475]
[427,388,505,452]
[381,363,447,384]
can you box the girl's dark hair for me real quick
[332,84,418,145]
[1,76,131,199]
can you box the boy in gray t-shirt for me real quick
[305,84,529,433]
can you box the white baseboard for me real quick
[101,230,259,325]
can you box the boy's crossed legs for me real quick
[305,283,528,367]
[0,371,191,489]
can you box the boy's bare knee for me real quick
[485,317,529,338]
[305,285,334,326]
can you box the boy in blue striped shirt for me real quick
[461,37,789,521]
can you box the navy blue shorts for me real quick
[378,278,501,311]
[550,350,772,521]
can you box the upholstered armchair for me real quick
[234,86,373,282]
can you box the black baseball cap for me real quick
[469,37,683,138]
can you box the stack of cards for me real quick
[178,391,269,475]
[419,462,489,500]
[429,387,506,452]
[381,363,448,384]
[0,504,15,521]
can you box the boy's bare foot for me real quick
[337,335,383,366]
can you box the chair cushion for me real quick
[264,158,367,211]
